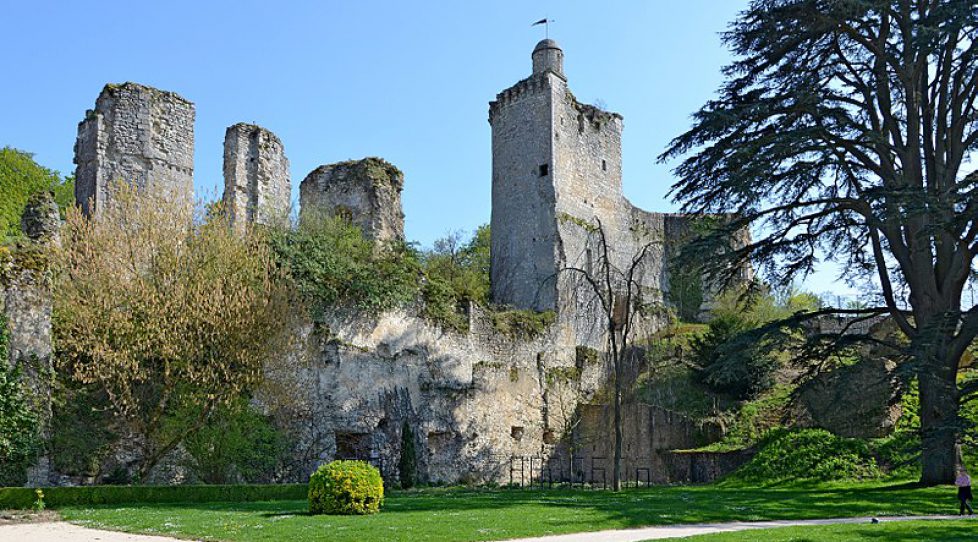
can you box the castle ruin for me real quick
[222,123,291,230]
[299,158,405,242]
[48,40,749,487]
[73,82,194,215]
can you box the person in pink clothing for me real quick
[956,468,974,515]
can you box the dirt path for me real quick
[0,515,971,542]
[0,521,196,541]
[502,515,971,542]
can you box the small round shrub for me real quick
[308,460,384,515]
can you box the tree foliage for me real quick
[53,182,293,480]
[661,0,978,484]
[419,225,491,331]
[422,225,490,305]
[0,147,73,239]
[692,313,778,400]
[398,421,417,489]
[268,212,422,319]
[180,398,285,484]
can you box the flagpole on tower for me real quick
[532,17,554,39]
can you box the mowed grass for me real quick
[58,482,965,542]
[673,518,978,541]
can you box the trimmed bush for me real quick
[308,460,383,515]
[0,484,307,509]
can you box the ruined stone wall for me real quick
[73,82,194,215]
[273,305,630,485]
[2,193,60,486]
[490,40,675,347]
[299,158,404,242]
[566,403,707,485]
[223,123,291,230]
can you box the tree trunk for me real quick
[612,350,623,491]
[918,351,960,485]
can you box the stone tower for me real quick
[299,158,405,243]
[223,123,291,230]
[489,40,634,312]
[73,82,194,215]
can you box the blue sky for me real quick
[0,0,852,296]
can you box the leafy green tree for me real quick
[691,313,778,400]
[422,225,490,305]
[0,316,41,486]
[180,398,284,484]
[54,182,294,480]
[661,0,978,484]
[419,225,491,331]
[0,147,73,238]
[48,382,115,479]
[268,212,422,319]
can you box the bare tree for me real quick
[556,218,657,491]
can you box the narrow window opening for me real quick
[538,164,549,177]
[602,159,607,171]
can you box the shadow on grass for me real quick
[70,481,958,529]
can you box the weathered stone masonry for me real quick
[489,39,696,334]
[223,123,291,230]
[2,192,61,485]
[74,82,194,215]
[299,158,405,243]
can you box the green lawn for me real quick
[673,519,978,541]
[59,482,966,542]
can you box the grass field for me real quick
[674,518,978,541]
[58,482,966,542]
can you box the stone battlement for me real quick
[488,73,555,123]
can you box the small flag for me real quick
[532,18,549,26]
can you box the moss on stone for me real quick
[575,345,600,366]
[0,242,51,287]
[557,212,598,233]
[489,309,556,339]
[545,366,581,387]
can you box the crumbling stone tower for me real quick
[223,123,291,230]
[490,40,649,313]
[299,158,405,243]
[73,82,194,215]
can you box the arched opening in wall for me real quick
[334,432,371,460]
